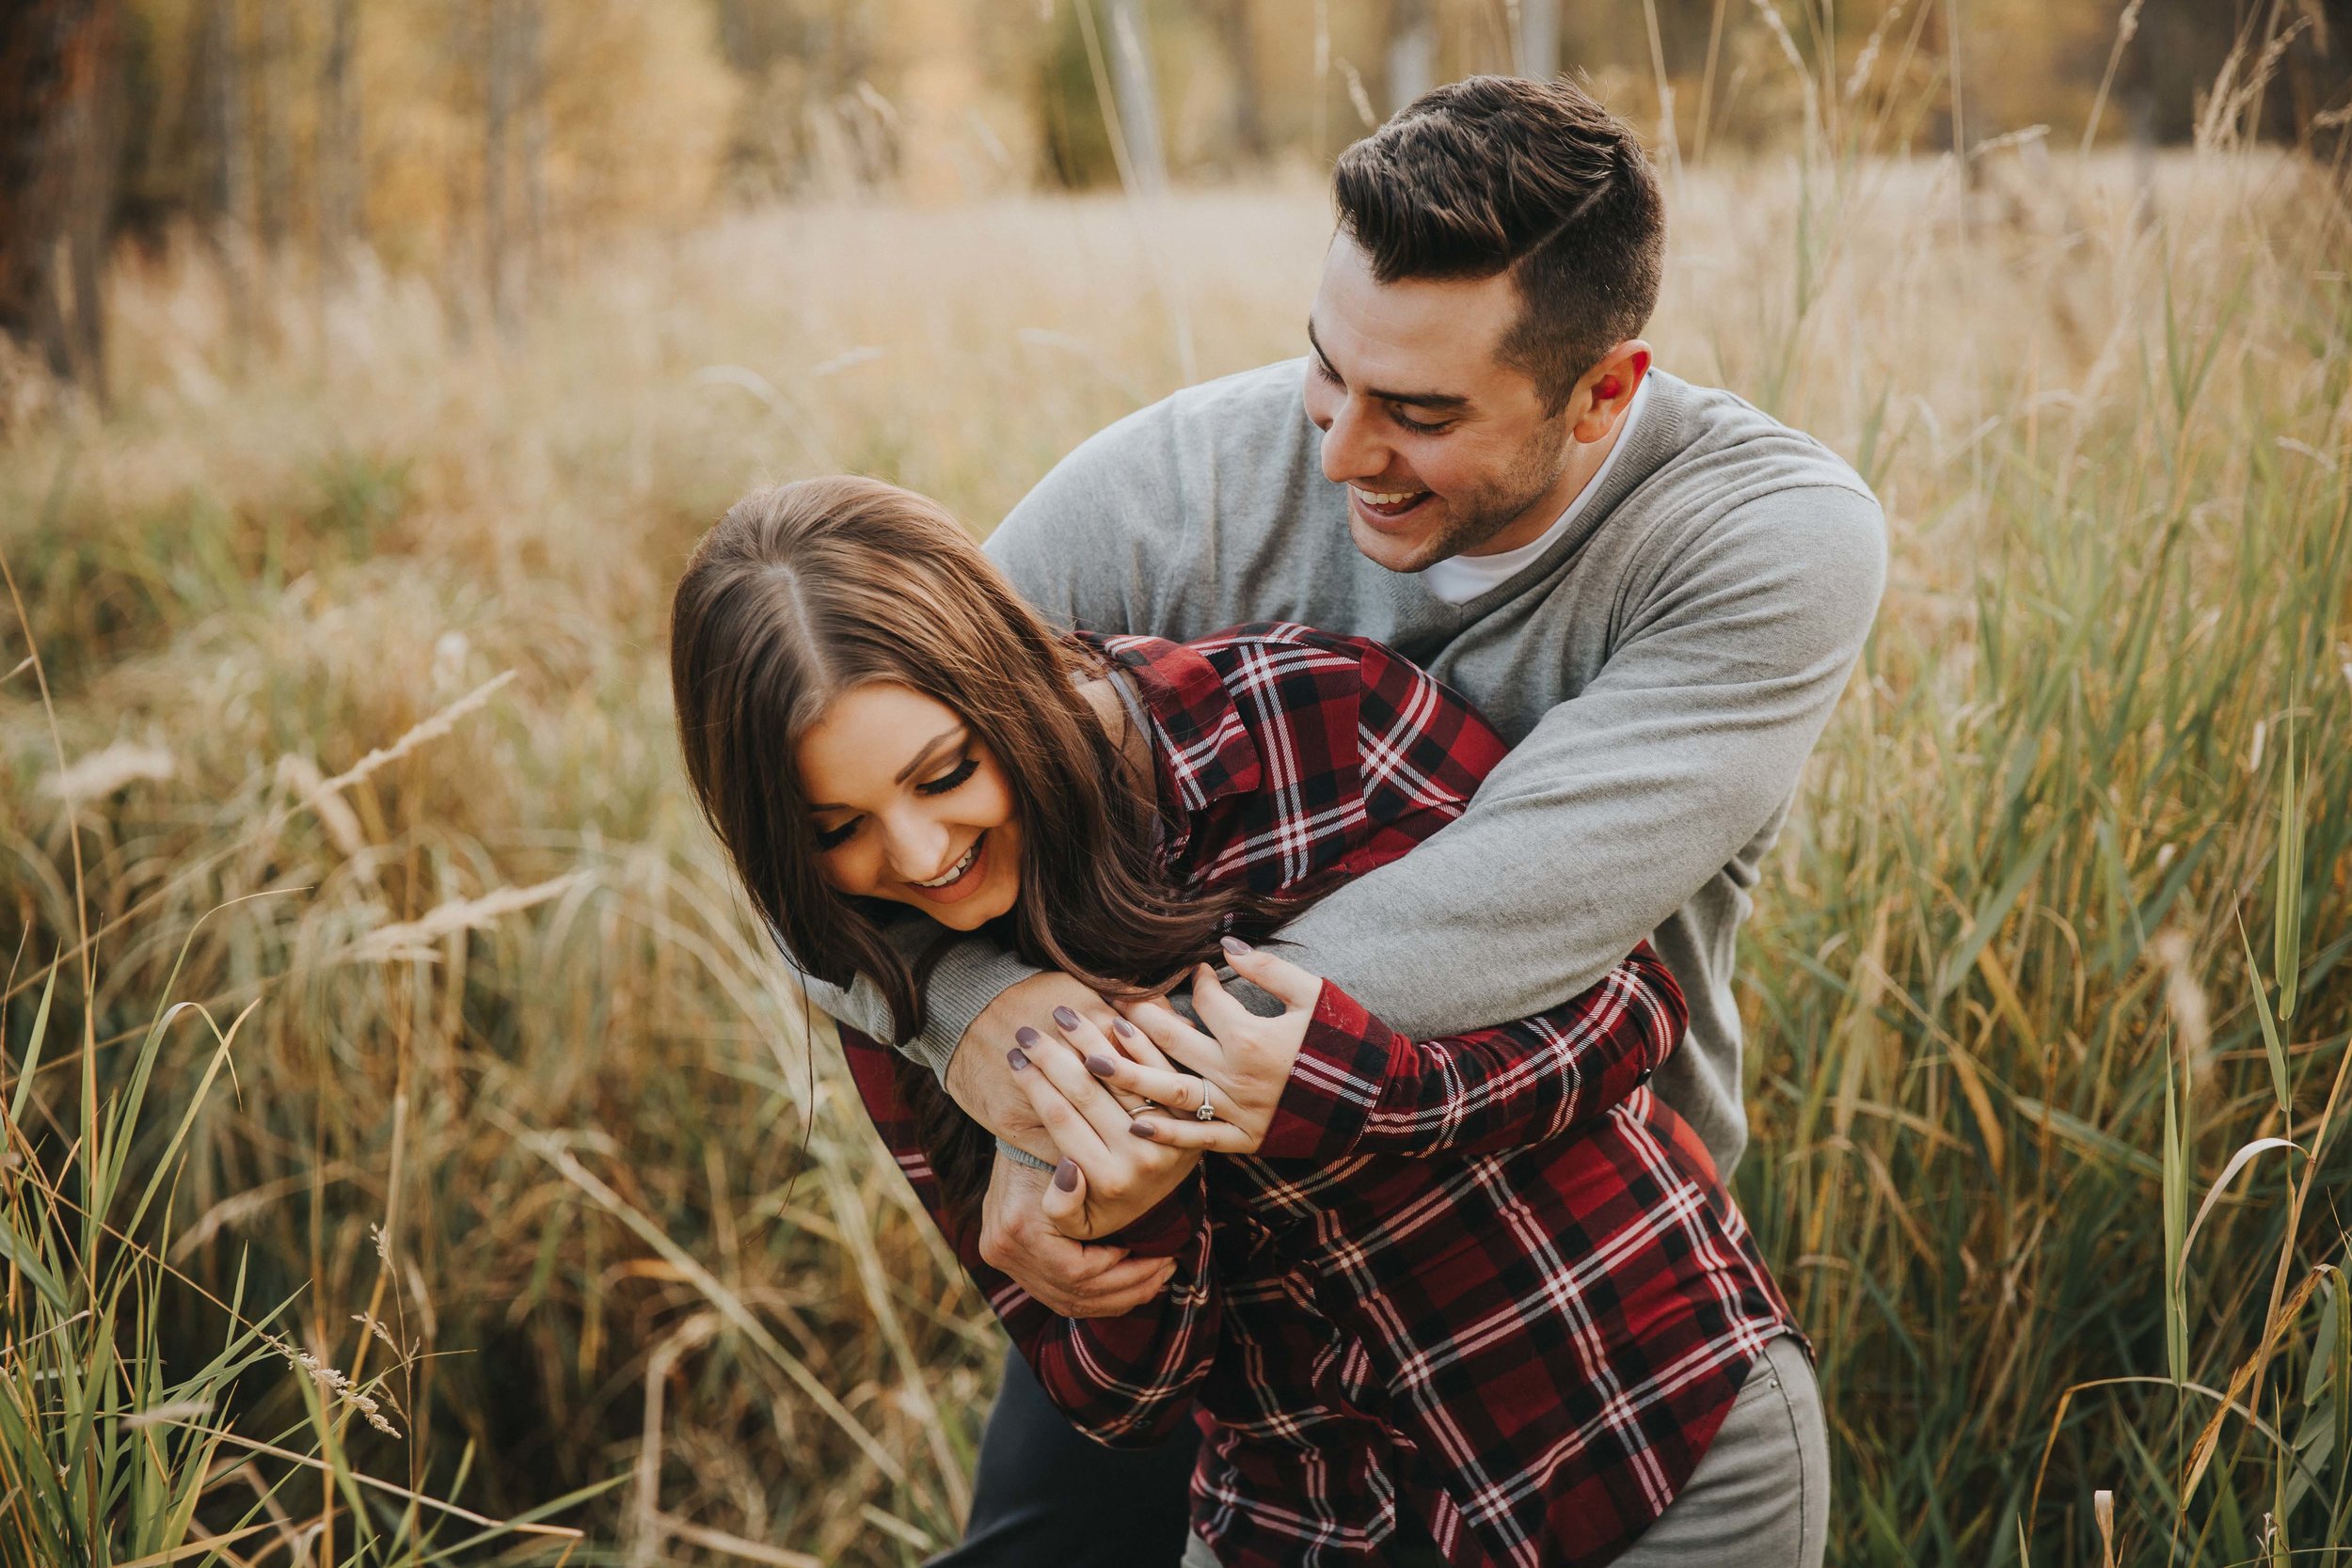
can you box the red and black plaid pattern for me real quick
[835,624,1795,1567]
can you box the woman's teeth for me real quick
[913,838,981,888]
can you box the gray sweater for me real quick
[806,361,1885,1177]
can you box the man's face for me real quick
[1302,236,1581,574]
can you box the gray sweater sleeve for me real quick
[1273,489,1885,1036]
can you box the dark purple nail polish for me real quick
[1008,1047,1031,1070]
[1112,1018,1138,1038]
[1053,1006,1083,1030]
[1130,1120,1155,1138]
[1014,1025,1041,1047]
[1086,1053,1118,1078]
[1054,1159,1079,1192]
[1221,936,1250,957]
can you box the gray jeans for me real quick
[1181,1333,1828,1568]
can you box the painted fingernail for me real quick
[1014,1025,1041,1047]
[1086,1053,1118,1078]
[1130,1120,1156,1138]
[1221,936,1250,957]
[1053,1006,1083,1030]
[1112,1018,1139,1038]
[1054,1159,1079,1192]
[1008,1047,1031,1070]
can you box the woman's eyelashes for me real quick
[917,755,979,796]
[810,754,978,852]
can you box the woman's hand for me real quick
[1097,939,1324,1156]
[1007,1007,1202,1241]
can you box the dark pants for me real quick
[925,1348,1200,1568]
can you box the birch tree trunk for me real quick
[1216,0,1266,163]
[1385,0,1436,113]
[1514,0,1559,81]
[1102,0,1166,194]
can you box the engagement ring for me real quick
[1195,1085,1217,1122]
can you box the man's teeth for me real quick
[1354,487,1425,507]
[914,840,981,888]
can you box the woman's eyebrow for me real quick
[894,725,968,784]
[805,725,969,811]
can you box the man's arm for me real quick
[1267,488,1886,1037]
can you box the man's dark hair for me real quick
[1333,75,1664,414]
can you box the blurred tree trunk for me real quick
[0,0,120,404]
[1102,0,1166,193]
[518,0,546,292]
[195,0,252,356]
[1385,0,1436,112]
[484,0,541,341]
[1216,0,1266,163]
[317,0,364,279]
[484,0,508,334]
[254,0,291,248]
[1515,0,1559,81]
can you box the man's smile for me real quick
[1349,485,1435,528]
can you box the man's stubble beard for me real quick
[1400,419,1577,573]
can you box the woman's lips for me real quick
[907,832,990,905]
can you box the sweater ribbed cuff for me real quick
[904,943,1050,1085]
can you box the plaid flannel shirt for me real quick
[836,624,1795,1567]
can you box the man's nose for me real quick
[1319,398,1387,485]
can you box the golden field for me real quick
[2,142,2348,1564]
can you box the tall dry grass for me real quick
[1,142,2347,1564]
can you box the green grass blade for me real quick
[8,958,56,1127]
[2237,911,2293,1117]
[2276,726,2304,1023]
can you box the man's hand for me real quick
[977,1152,1178,1318]
[946,972,1133,1162]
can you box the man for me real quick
[807,75,1883,1565]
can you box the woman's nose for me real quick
[879,811,955,882]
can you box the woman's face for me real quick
[794,681,1023,930]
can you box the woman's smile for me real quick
[793,680,1025,930]
[906,831,990,903]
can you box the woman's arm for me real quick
[984,1030,1224,1447]
[836,1020,1221,1449]
[1104,939,1687,1162]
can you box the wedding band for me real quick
[1194,1084,1217,1122]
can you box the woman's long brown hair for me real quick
[669,477,1283,1227]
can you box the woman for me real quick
[670,476,1823,1567]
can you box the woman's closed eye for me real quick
[810,755,979,852]
[918,755,979,796]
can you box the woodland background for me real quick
[2,3,2351,1567]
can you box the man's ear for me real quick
[1570,341,1653,443]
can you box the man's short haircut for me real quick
[1332,75,1664,415]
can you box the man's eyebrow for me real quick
[804,725,968,812]
[1306,318,1473,413]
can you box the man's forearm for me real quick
[795,931,1045,1079]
